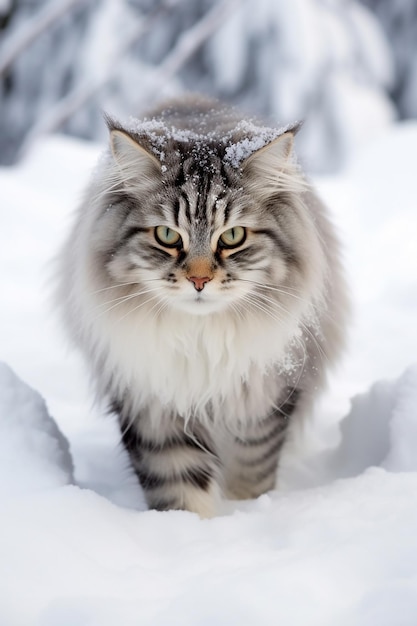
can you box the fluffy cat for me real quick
[56,96,348,517]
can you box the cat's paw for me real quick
[148,482,222,519]
[181,483,222,519]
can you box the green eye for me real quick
[219,226,246,249]
[155,226,182,248]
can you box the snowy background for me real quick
[1,1,417,625]
[1,0,417,170]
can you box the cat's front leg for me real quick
[220,389,300,500]
[116,404,221,518]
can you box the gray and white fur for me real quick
[56,97,349,517]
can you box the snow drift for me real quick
[1,364,417,626]
[0,363,73,496]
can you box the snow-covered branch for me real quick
[19,0,242,158]
[18,8,165,153]
[0,0,405,171]
[0,0,90,77]
[143,0,243,104]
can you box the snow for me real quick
[206,0,396,171]
[284,365,417,490]
[0,362,73,496]
[0,0,402,172]
[0,122,417,624]
[0,0,11,13]
[223,120,300,167]
[121,114,299,167]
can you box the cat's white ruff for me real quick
[86,293,310,426]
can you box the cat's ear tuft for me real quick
[110,129,160,174]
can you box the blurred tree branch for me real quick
[0,0,90,78]
[20,0,241,157]
[141,0,242,105]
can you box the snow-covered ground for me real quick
[0,123,416,625]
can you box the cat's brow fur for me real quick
[56,96,349,517]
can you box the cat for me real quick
[56,96,349,517]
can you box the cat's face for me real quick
[96,126,313,319]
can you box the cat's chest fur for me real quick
[98,306,300,423]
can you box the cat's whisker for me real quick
[247,290,328,363]
[240,278,305,294]
[92,287,163,320]
[239,278,321,311]
[238,282,324,352]
[237,287,282,315]
[240,279,319,308]
[239,292,309,391]
[113,293,163,325]
[152,297,170,321]
[256,294,327,363]
[247,289,308,324]
[90,278,163,297]
[146,291,169,318]
[239,292,287,326]
[89,281,141,295]
[239,291,304,349]
[94,287,162,309]
[229,300,245,322]
[241,278,339,329]
[93,288,162,311]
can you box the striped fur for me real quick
[56,97,349,516]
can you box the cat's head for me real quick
[91,112,323,320]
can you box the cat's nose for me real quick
[188,276,212,292]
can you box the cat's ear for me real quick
[243,129,296,172]
[107,123,161,185]
[242,125,305,195]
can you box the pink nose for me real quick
[188,276,212,291]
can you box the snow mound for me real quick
[1,364,417,624]
[332,364,417,476]
[286,364,417,489]
[1,367,417,625]
[0,362,74,496]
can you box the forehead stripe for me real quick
[180,191,191,223]
[173,197,180,227]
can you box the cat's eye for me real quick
[218,227,246,249]
[155,226,182,248]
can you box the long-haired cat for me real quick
[56,96,348,517]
